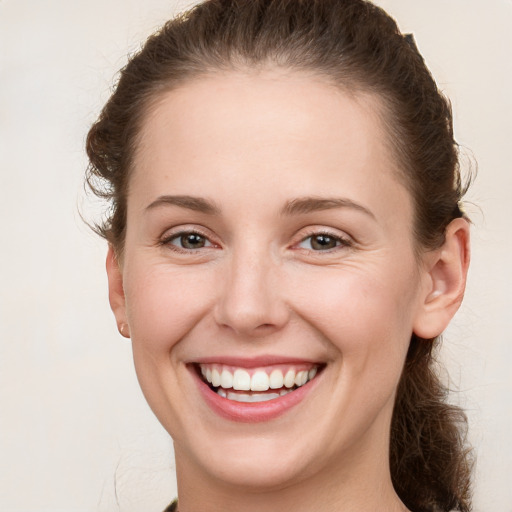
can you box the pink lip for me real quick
[189,362,322,423]
[192,355,319,368]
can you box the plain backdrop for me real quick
[0,1,511,511]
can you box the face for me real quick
[109,70,434,492]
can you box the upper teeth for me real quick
[200,365,318,392]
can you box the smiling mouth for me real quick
[195,363,323,403]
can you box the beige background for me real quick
[0,0,510,510]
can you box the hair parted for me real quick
[86,1,473,510]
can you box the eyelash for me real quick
[295,230,353,253]
[160,228,352,254]
[160,229,216,253]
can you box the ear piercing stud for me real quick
[119,323,130,338]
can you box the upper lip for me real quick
[189,355,322,368]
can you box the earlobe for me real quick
[413,218,470,339]
[106,246,130,338]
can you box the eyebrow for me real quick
[281,196,376,219]
[145,195,221,215]
[145,194,375,219]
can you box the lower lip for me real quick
[193,367,321,423]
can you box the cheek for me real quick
[122,261,220,429]
[288,261,419,362]
[123,261,218,353]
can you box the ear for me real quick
[106,245,130,338]
[413,218,470,339]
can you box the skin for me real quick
[107,70,470,512]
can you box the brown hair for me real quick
[86,0,473,510]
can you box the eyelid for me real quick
[159,225,220,252]
[292,227,354,252]
[158,225,353,254]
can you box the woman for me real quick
[86,0,473,511]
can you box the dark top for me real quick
[163,499,178,512]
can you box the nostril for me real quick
[258,323,275,329]
[213,268,290,335]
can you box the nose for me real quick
[214,246,290,338]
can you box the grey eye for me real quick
[170,232,212,250]
[299,234,341,251]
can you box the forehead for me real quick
[131,70,412,225]
[136,69,390,168]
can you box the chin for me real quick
[193,441,319,492]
